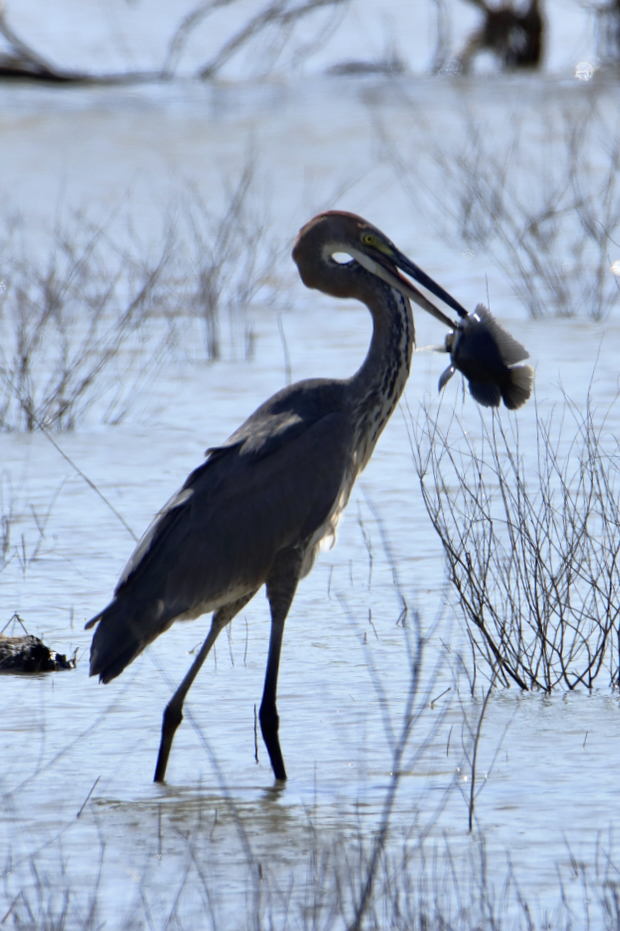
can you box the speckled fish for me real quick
[438,304,533,410]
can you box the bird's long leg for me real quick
[260,547,304,782]
[154,591,256,783]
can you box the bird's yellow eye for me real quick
[362,233,376,246]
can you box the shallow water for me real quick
[2,5,620,927]
[3,303,620,926]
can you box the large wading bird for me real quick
[86,211,533,784]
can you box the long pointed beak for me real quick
[349,244,468,330]
[391,248,469,321]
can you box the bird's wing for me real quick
[109,407,305,597]
[106,408,353,617]
[208,410,308,461]
[87,409,353,680]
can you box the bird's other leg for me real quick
[154,592,256,783]
[260,547,304,782]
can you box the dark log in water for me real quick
[0,634,76,673]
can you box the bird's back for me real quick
[88,378,355,682]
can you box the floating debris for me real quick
[0,615,76,673]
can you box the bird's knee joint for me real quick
[259,704,279,735]
[163,701,183,731]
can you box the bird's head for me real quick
[292,211,467,327]
[293,211,533,410]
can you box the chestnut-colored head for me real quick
[292,211,400,299]
[292,211,464,328]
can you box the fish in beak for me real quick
[438,304,533,410]
[309,212,534,411]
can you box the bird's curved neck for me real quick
[349,281,415,472]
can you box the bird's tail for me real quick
[503,364,534,411]
[86,601,156,684]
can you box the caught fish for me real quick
[438,304,533,410]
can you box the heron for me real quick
[86,210,531,784]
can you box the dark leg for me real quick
[259,548,304,782]
[154,592,256,783]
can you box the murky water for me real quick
[2,4,620,927]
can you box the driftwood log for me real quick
[0,634,75,673]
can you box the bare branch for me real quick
[410,391,620,691]
[197,0,350,79]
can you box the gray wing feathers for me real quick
[213,410,306,459]
[114,487,195,591]
[88,412,352,682]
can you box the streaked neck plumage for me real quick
[348,274,415,474]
